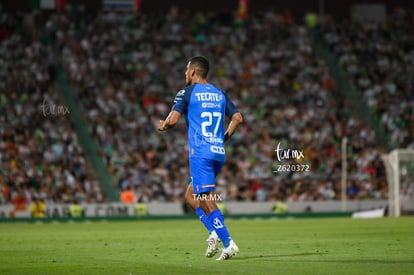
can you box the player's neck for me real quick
[192,78,208,85]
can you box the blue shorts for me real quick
[189,158,224,195]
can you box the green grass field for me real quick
[0,217,413,275]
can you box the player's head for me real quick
[186,55,209,85]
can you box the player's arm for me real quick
[158,110,181,131]
[224,92,243,143]
[158,88,188,131]
[224,112,243,143]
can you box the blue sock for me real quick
[207,209,231,248]
[195,207,214,234]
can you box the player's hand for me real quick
[157,120,165,131]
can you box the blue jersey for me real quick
[172,83,239,162]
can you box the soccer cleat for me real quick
[215,240,239,261]
[205,231,221,257]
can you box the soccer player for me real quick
[158,56,243,261]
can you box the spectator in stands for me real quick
[120,186,137,204]
[30,197,46,218]
[69,199,84,217]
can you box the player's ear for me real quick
[191,68,195,77]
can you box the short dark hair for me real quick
[189,56,209,79]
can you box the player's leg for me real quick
[199,195,239,260]
[188,158,221,257]
[198,160,231,247]
[195,159,239,260]
[185,183,214,234]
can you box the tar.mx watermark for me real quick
[192,193,223,201]
[40,98,70,117]
[274,142,310,173]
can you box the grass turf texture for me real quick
[0,217,413,275]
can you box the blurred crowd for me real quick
[0,13,106,206]
[1,7,413,207]
[321,7,414,149]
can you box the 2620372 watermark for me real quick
[274,164,310,173]
[274,142,310,173]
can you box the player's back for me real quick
[187,83,227,162]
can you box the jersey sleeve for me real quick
[172,86,193,114]
[224,93,239,118]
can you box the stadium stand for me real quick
[0,13,106,205]
[319,7,414,149]
[51,8,389,202]
[1,6,412,205]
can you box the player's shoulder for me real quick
[174,85,196,104]
[204,83,227,96]
[176,84,197,96]
[210,84,231,100]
